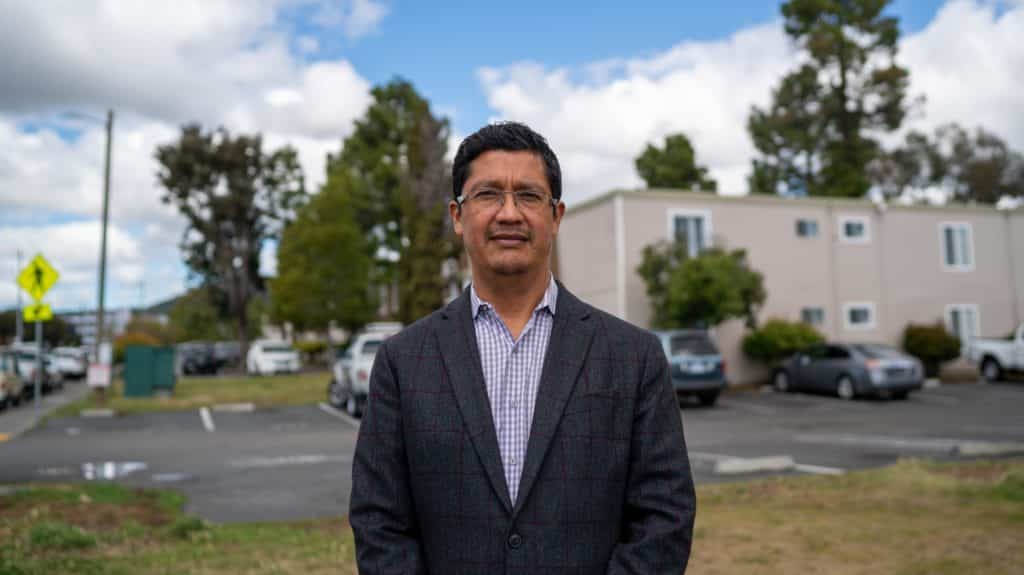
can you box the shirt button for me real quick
[510,455,517,465]
[510,400,518,409]
[507,533,523,549]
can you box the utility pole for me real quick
[15,249,23,342]
[94,110,113,396]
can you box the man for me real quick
[350,122,696,574]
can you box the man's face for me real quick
[450,150,565,279]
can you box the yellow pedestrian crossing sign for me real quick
[17,254,59,302]
[23,303,54,322]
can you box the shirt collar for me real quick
[470,275,558,319]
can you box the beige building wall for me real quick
[556,196,620,316]
[558,190,1024,386]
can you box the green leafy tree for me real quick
[270,171,377,335]
[872,123,1024,204]
[742,319,825,366]
[635,133,717,191]
[749,0,912,198]
[325,78,458,324]
[167,288,231,342]
[155,125,307,358]
[637,241,766,329]
[0,310,80,346]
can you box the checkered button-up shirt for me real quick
[470,276,557,505]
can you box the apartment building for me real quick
[556,189,1024,385]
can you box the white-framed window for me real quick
[945,304,979,347]
[800,307,825,326]
[666,208,712,258]
[843,302,876,330]
[838,215,871,244]
[795,218,819,238]
[939,222,974,271]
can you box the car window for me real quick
[668,333,717,356]
[262,345,294,354]
[361,340,383,356]
[851,344,903,359]
[825,345,851,359]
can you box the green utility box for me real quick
[123,345,176,398]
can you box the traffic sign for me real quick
[17,254,59,302]
[23,302,53,322]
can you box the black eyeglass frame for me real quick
[454,190,560,213]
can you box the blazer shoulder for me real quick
[584,304,660,350]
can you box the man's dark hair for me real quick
[452,122,562,201]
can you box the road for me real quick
[1,380,1021,523]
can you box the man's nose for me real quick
[494,192,524,222]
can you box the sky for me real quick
[1,0,1022,313]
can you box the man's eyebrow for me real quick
[468,178,547,192]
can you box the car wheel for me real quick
[773,370,791,393]
[328,380,347,408]
[697,390,719,406]
[836,375,856,400]
[345,394,362,418]
[981,358,1003,383]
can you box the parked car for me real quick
[213,341,242,368]
[0,349,28,409]
[11,344,62,394]
[51,346,88,380]
[177,342,221,375]
[651,329,727,406]
[328,322,403,416]
[966,322,1024,382]
[773,343,923,400]
[247,340,301,376]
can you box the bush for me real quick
[294,340,329,366]
[902,322,960,377]
[743,319,825,365]
[113,331,161,364]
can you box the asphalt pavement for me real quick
[1,379,1022,523]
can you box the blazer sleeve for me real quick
[349,340,426,574]
[606,332,697,574]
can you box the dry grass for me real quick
[51,371,331,418]
[1,458,1021,574]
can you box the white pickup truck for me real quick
[327,323,402,417]
[967,322,1024,382]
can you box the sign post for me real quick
[16,254,59,413]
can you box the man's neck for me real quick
[472,266,551,337]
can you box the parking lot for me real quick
[1,379,1022,523]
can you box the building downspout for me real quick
[614,192,627,320]
[1005,211,1021,329]
[826,202,840,340]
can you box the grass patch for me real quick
[50,371,330,418]
[1,458,1022,574]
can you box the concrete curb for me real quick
[714,455,795,475]
[212,403,255,413]
[80,408,116,418]
[955,441,1024,457]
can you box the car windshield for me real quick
[668,333,717,356]
[361,340,383,356]
[852,344,904,359]
[262,345,294,354]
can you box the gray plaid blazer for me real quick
[350,282,696,574]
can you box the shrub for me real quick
[113,331,162,364]
[902,322,960,377]
[294,340,329,366]
[743,319,825,366]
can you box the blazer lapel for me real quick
[513,283,596,518]
[435,288,513,513]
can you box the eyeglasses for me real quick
[456,189,558,213]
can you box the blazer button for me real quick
[507,533,523,549]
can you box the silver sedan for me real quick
[773,343,924,400]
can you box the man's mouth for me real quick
[489,232,529,246]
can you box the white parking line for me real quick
[199,407,216,432]
[792,463,845,475]
[318,402,360,429]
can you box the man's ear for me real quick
[449,200,464,236]
[551,201,566,236]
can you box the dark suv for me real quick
[651,330,727,406]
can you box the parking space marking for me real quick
[199,407,216,432]
[318,402,360,429]
[227,453,352,469]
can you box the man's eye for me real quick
[518,192,544,205]
[474,190,501,201]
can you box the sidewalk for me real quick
[0,382,91,442]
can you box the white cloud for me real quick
[0,0,382,309]
[477,1,1024,204]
